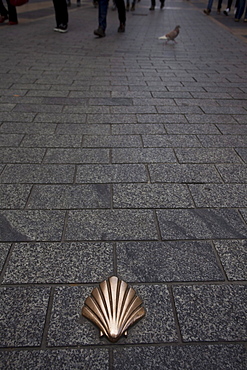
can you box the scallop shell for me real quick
[82,276,146,342]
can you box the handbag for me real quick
[10,0,29,6]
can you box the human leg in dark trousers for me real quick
[0,0,18,23]
[52,0,68,31]
[115,0,126,30]
[94,0,125,37]
[150,0,165,10]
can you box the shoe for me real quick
[94,27,105,37]
[234,18,240,22]
[8,21,18,25]
[217,8,221,14]
[160,1,164,9]
[67,0,71,6]
[126,4,129,11]
[0,15,8,23]
[118,23,125,33]
[93,0,98,8]
[149,6,155,10]
[244,18,247,22]
[130,4,135,10]
[223,8,229,16]
[203,9,211,15]
[54,24,68,33]
[77,0,81,6]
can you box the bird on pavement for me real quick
[158,25,180,43]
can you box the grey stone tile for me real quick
[83,135,141,148]
[0,122,56,134]
[0,103,15,112]
[214,240,247,280]
[112,148,177,163]
[87,114,136,123]
[0,184,32,209]
[175,98,219,107]
[0,164,75,183]
[133,98,176,106]
[0,243,11,271]
[189,184,247,207]
[0,349,109,370]
[44,148,109,164]
[76,164,147,183]
[152,92,192,99]
[113,184,194,208]
[0,287,50,347]
[21,135,82,148]
[149,164,221,183]
[63,105,110,114]
[56,123,111,135]
[175,148,241,163]
[112,124,166,135]
[113,344,247,370]
[34,113,86,123]
[13,104,63,113]
[65,210,157,240]
[217,164,247,183]
[0,148,45,163]
[201,106,246,115]
[217,124,247,135]
[3,242,113,284]
[235,148,247,162]
[47,284,177,346]
[111,106,157,114]
[88,98,132,106]
[117,241,223,282]
[143,135,201,148]
[157,209,247,240]
[0,134,23,147]
[156,106,202,114]
[0,112,35,122]
[165,123,220,135]
[0,210,65,241]
[137,114,187,124]
[173,285,247,341]
[198,135,247,147]
[27,184,111,209]
[186,114,237,124]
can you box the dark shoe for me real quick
[54,24,68,33]
[131,4,135,10]
[8,21,18,25]
[126,4,129,11]
[149,6,155,10]
[223,8,229,15]
[118,23,125,33]
[160,1,164,9]
[0,15,8,23]
[77,0,81,6]
[94,27,105,37]
[203,9,211,15]
[217,8,221,14]
[234,18,240,22]
[244,18,247,22]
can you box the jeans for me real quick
[235,0,246,18]
[53,0,68,26]
[98,0,126,30]
[151,0,165,7]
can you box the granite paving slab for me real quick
[214,240,247,281]
[189,184,247,207]
[173,285,247,342]
[27,184,111,209]
[65,210,157,241]
[198,135,247,148]
[117,241,223,282]
[235,148,247,162]
[143,135,201,148]
[0,134,24,147]
[0,148,46,164]
[0,184,32,209]
[216,164,247,183]
[0,211,65,241]
[113,344,247,370]
[20,134,82,148]
[156,209,247,240]
[2,242,113,284]
[0,122,56,134]
[0,349,109,370]
[55,123,111,135]
[0,287,50,347]
[0,164,75,183]
[112,123,166,135]
[175,148,241,163]
[76,164,147,183]
[47,284,177,346]
[113,184,194,208]
[149,163,221,183]
[112,148,177,163]
[44,148,110,164]
[164,123,220,135]
[82,135,142,148]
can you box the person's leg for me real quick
[0,0,8,17]
[115,0,126,30]
[53,0,68,26]
[235,0,246,19]
[217,0,223,10]
[149,0,155,10]
[6,0,17,23]
[98,0,108,30]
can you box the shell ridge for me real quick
[82,305,109,337]
[121,306,146,334]
[83,295,109,333]
[100,280,112,322]
[92,287,110,323]
[118,287,136,327]
[116,280,127,323]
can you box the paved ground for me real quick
[0,0,246,368]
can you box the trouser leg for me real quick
[53,0,68,26]
[98,0,108,30]
[6,0,17,22]
[115,0,126,24]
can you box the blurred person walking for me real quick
[0,0,18,25]
[149,0,165,11]
[53,0,69,32]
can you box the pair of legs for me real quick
[0,0,17,23]
[150,0,165,10]
[97,0,126,31]
[235,0,246,19]
[52,0,68,27]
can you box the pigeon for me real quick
[159,25,180,43]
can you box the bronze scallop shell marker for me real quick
[82,276,146,342]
